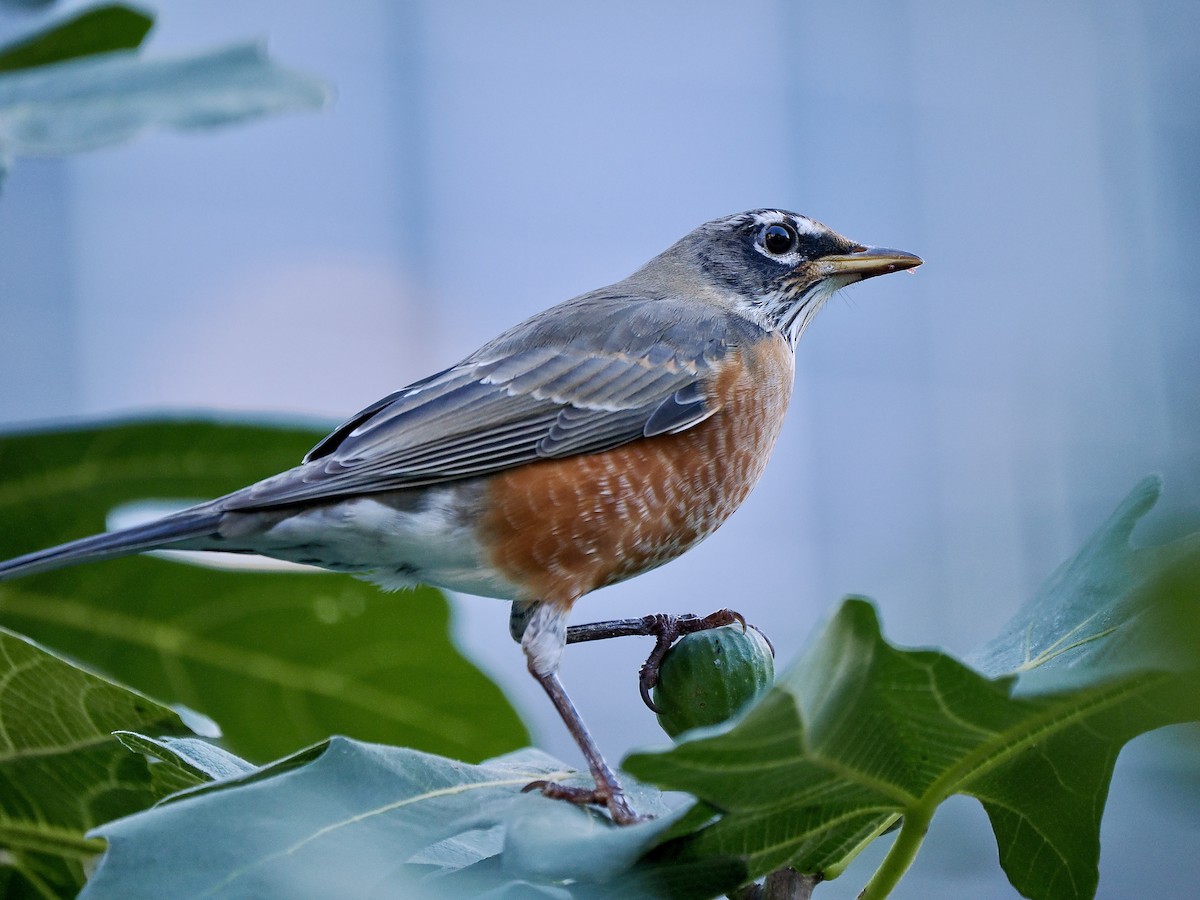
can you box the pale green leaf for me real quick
[0,42,327,157]
[82,738,737,899]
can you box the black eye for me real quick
[762,223,798,256]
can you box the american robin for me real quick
[0,209,920,823]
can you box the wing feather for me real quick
[228,295,767,510]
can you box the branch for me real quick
[729,868,822,900]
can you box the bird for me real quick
[0,209,920,824]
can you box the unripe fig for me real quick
[652,625,774,738]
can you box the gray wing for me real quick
[228,294,762,510]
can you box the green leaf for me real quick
[0,41,327,158]
[0,627,189,898]
[82,738,735,899]
[113,731,255,796]
[115,732,255,782]
[625,478,1200,900]
[0,418,529,763]
[0,5,154,74]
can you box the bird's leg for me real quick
[563,608,772,713]
[514,600,642,825]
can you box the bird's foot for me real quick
[522,777,643,825]
[564,608,772,712]
[635,609,764,712]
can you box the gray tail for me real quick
[0,511,223,581]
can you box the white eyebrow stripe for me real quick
[749,209,822,236]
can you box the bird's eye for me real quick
[762,223,798,256]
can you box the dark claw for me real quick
[522,779,644,824]
[748,621,776,657]
[638,617,677,713]
[523,779,603,804]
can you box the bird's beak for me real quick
[817,246,923,280]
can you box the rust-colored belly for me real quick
[478,335,794,607]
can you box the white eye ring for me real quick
[762,223,798,256]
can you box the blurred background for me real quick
[1,1,1197,896]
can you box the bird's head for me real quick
[646,209,922,344]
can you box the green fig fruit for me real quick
[653,624,775,738]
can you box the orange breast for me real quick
[478,334,795,608]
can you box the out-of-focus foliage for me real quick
[0,420,529,765]
[0,2,327,187]
[0,5,152,73]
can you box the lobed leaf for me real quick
[625,478,1200,900]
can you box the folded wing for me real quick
[228,295,756,510]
